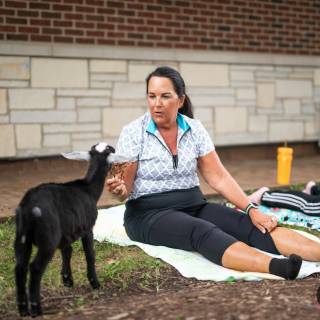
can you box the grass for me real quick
[1,182,319,317]
[278,223,320,237]
[0,217,168,317]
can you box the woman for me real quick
[106,66,320,280]
[248,182,320,216]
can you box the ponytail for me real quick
[179,94,193,118]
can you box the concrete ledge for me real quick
[216,141,320,161]
[1,41,320,67]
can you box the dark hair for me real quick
[146,66,194,118]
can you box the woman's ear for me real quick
[178,95,186,109]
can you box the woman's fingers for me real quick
[265,224,273,233]
[257,210,278,229]
[250,210,268,233]
[114,184,125,194]
[251,210,278,233]
[253,220,266,234]
[267,216,278,230]
[105,177,125,194]
[270,217,278,230]
[257,223,266,234]
[261,216,278,233]
[106,177,121,185]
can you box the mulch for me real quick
[3,267,320,320]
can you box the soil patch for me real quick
[3,268,320,320]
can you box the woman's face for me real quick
[147,76,185,129]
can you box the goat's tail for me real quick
[15,206,42,244]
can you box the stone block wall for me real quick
[0,44,319,158]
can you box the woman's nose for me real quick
[155,96,163,106]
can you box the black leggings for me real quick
[124,188,280,265]
[147,203,280,265]
[261,188,320,216]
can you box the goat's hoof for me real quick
[90,279,100,289]
[19,310,30,317]
[62,275,74,287]
[30,303,42,318]
[18,303,30,317]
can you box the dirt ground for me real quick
[1,155,320,319]
[3,268,320,320]
[64,277,320,320]
[2,154,320,221]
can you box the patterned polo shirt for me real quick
[116,112,215,200]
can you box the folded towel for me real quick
[93,205,320,282]
[259,205,320,231]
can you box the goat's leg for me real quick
[60,245,74,287]
[14,238,32,317]
[81,231,100,289]
[29,247,55,317]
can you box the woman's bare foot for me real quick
[302,181,316,195]
[248,187,270,204]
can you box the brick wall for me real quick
[0,0,319,55]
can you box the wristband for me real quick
[245,202,259,215]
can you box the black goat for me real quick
[14,143,116,317]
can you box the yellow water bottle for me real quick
[277,144,293,185]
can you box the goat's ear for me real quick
[108,153,137,164]
[61,151,91,161]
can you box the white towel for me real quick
[93,205,320,281]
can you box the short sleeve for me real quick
[195,120,215,157]
[116,122,141,161]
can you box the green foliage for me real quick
[0,218,16,297]
[277,223,320,237]
[0,218,167,316]
[1,182,319,316]
[95,241,165,291]
[226,276,236,283]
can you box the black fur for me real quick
[14,144,114,317]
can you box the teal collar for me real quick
[177,112,190,132]
[146,116,157,134]
[146,113,190,134]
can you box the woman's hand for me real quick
[105,176,128,200]
[249,209,278,234]
[105,161,138,201]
